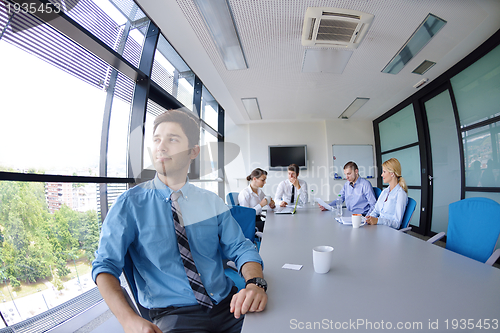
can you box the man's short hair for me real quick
[153,109,200,148]
[288,163,300,176]
[344,161,359,171]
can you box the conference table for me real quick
[242,206,500,332]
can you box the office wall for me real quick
[225,118,375,202]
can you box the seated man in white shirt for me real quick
[275,163,308,207]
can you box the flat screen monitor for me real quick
[269,145,307,170]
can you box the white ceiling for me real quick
[135,0,500,125]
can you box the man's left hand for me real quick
[230,284,267,319]
[365,216,378,225]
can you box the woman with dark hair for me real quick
[239,168,275,232]
[366,158,408,229]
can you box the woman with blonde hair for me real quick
[366,158,408,229]
[239,168,276,231]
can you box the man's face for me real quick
[344,167,358,183]
[152,122,197,177]
[288,170,297,182]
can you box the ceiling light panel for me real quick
[242,98,262,120]
[339,97,370,119]
[193,0,247,70]
[302,49,353,73]
[382,13,446,75]
[412,60,436,75]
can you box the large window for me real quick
[452,44,500,190]
[376,104,421,228]
[0,0,225,330]
[374,33,500,240]
[0,181,126,328]
[152,35,195,111]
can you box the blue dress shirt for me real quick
[367,184,408,229]
[92,175,263,309]
[329,177,376,215]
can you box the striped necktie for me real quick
[170,191,213,309]
[290,184,295,203]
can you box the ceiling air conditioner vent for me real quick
[301,7,374,49]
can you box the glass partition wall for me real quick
[374,32,500,240]
[0,0,225,329]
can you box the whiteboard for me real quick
[332,145,375,178]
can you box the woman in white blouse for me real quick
[366,158,408,229]
[238,168,276,231]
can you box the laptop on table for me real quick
[275,194,300,214]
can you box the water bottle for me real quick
[310,189,315,206]
[336,194,342,216]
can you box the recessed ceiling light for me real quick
[193,0,248,70]
[382,13,446,75]
[339,98,369,119]
[242,98,262,120]
[412,60,436,75]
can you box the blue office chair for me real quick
[123,251,152,321]
[400,197,416,232]
[226,192,239,206]
[427,197,500,265]
[372,187,382,200]
[223,205,260,290]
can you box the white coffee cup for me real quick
[265,196,272,205]
[352,214,362,228]
[312,246,334,274]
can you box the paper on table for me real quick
[282,264,303,270]
[338,216,352,224]
[335,216,366,225]
[334,216,351,224]
[315,198,334,211]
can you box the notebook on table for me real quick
[275,194,300,214]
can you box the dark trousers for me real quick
[255,215,264,233]
[149,287,243,333]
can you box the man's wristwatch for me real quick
[245,277,267,292]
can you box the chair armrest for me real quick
[122,287,140,316]
[427,232,445,243]
[400,227,412,233]
[255,231,263,239]
[485,249,500,266]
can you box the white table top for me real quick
[242,206,500,332]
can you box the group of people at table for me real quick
[239,159,409,231]
[91,109,409,333]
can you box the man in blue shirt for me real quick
[319,161,376,215]
[92,110,267,333]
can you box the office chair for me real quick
[226,192,239,206]
[400,197,416,232]
[427,197,500,265]
[372,187,382,200]
[223,205,261,290]
[122,251,152,321]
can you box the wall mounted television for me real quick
[268,145,307,170]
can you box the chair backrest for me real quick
[447,197,500,263]
[123,252,152,321]
[400,197,416,230]
[228,205,257,243]
[226,192,239,206]
[373,187,382,200]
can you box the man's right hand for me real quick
[96,273,163,333]
[123,317,163,333]
[280,201,288,207]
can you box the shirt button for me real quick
[210,293,213,296]
[199,273,201,276]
